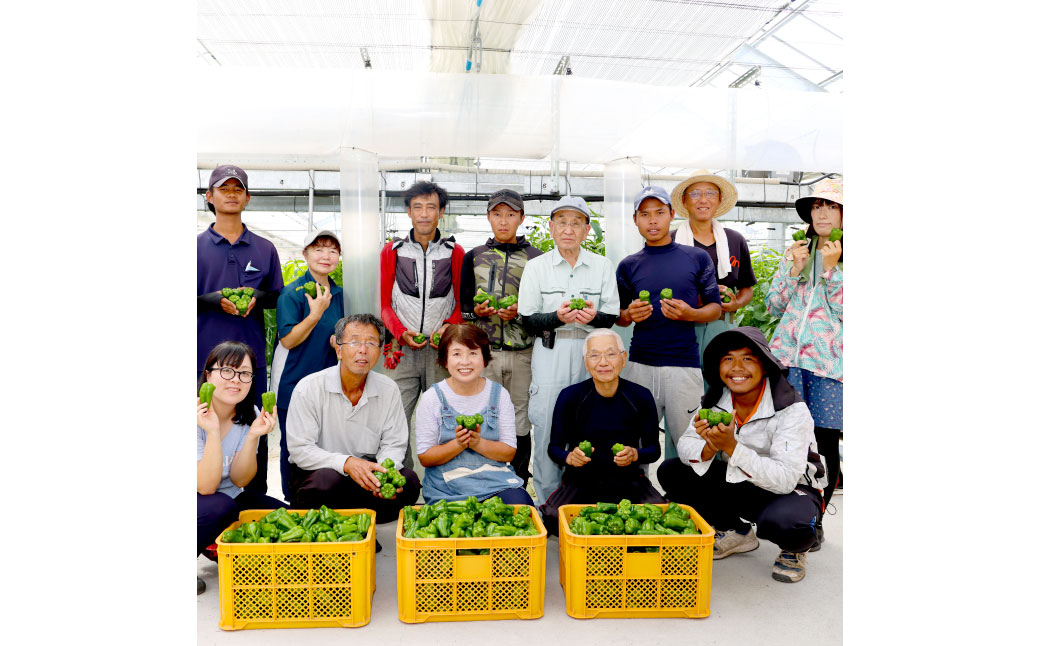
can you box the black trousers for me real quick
[289,465,421,524]
[657,457,821,553]
[511,433,532,485]
[815,426,841,507]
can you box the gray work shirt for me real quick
[517,247,620,331]
[286,365,409,472]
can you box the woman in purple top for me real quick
[196,341,282,595]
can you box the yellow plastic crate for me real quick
[558,503,714,619]
[395,504,546,622]
[216,508,376,630]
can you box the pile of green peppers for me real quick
[222,287,254,316]
[375,458,407,499]
[568,500,700,536]
[455,414,484,431]
[402,496,540,539]
[697,409,733,427]
[569,297,588,310]
[220,506,372,544]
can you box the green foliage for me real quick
[526,209,605,256]
[732,247,784,340]
[264,259,342,367]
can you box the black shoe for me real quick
[375,539,382,553]
[197,577,206,595]
[809,524,825,552]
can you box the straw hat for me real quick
[670,170,738,219]
[795,177,843,223]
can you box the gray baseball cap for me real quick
[487,188,524,212]
[550,195,591,223]
[208,165,249,190]
[303,229,341,250]
[633,186,672,213]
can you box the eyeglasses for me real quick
[212,366,254,383]
[686,190,719,201]
[586,351,621,362]
[553,220,588,231]
[337,340,381,350]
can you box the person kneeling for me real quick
[285,314,421,540]
[540,329,665,535]
[657,326,826,583]
[416,324,533,506]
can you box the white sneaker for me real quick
[771,551,807,583]
[713,529,759,560]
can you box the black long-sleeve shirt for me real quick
[548,378,661,487]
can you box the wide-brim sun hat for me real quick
[670,170,738,219]
[795,177,843,223]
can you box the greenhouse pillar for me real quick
[603,156,644,349]
[340,148,380,319]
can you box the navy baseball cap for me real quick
[209,165,249,190]
[633,186,671,213]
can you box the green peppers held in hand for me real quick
[611,443,625,456]
[721,287,732,303]
[498,294,517,308]
[462,416,479,431]
[569,297,588,310]
[792,229,807,242]
[474,414,484,425]
[707,411,723,427]
[638,290,650,302]
[379,482,396,499]
[578,440,592,455]
[431,333,441,346]
[829,228,843,242]
[381,457,395,469]
[720,411,733,425]
[455,415,466,428]
[698,408,710,421]
[660,288,673,299]
[242,287,254,298]
[303,281,317,298]
[474,288,492,305]
[199,383,215,407]
[413,333,427,344]
[261,391,276,414]
[221,287,233,298]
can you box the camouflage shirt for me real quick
[461,237,544,350]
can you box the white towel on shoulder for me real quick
[674,220,731,281]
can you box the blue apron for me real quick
[422,380,523,502]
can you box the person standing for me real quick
[517,196,620,504]
[379,181,464,470]
[766,177,843,546]
[669,170,757,369]
[460,189,543,487]
[197,165,283,493]
[273,229,347,502]
[616,186,723,462]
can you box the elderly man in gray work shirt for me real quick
[286,313,421,529]
[517,196,620,504]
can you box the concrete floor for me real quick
[197,429,842,644]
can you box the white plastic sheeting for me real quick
[197,68,841,171]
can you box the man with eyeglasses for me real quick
[616,186,723,462]
[285,314,420,542]
[379,181,464,471]
[517,196,620,504]
[538,329,665,534]
[197,165,284,495]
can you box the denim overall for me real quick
[422,380,523,502]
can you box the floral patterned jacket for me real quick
[766,258,843,383]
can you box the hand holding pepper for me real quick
[820,239,842,273]
[704,415,738,457]
[400,329,428,350]
[473,300,498,318]
[613,445,638,467]
[660,296,696,321]
[196,397,219,436]
[625,298,653,324]
[555,299,582,325]
[692,416,720,460]
[573,299,597,326]
[566,445,592,468]
[454,424,474,450]
[496,302,519,321]
[343,456,384,492]
[787,240,810,276]
[304,282,333,318]
[248,409,276,439]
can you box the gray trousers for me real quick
[388,343,448,471]
[622,361,703,461]
[528,338,588,503]
[484,347,533,438]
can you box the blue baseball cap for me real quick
[633,186,672,213]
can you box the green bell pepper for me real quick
[374,470,387,486]
[707,410,723,427]
[617,499,633,518]
[474,414,484,425]
[569,297,588,310]
[380,482,396,498]
[578,440,592,455]
[222,529,245,543]
[431,500,448,516]
[624,518,641,534]
[413,333,427,344]
[231,288,243,298]
[792,229,807,242]
[455,415,466,428]
[417,505,434,528]
[720,411,733,425]
[302,281,317,298]
[660,287,673,299]
[721,286,732,303]
[590,512,609,525]
[638,289,650,302]
[596,502,619,514]
[829,228,843,242]
[569,516,591,535]
[605,516,625,535]
[338,532,362,542]
[241,522,261,540]
[391,470,407,487]
[431,333,441,345]
[445,501,470,514]
[489,524,517,537]
[498,294,518,308]
[611,443,624,455]
[381,457,395,469]
[698,408,710,421]
[587,522,605,535]
[198,382,215,406]
[357,512,372,536]
[260,523,279,538]
[471,520,487,537]
[663,515,688,531]
[261,391,276,414]
[435,513,451,537]
[279,526,305,543]
[462,416,478,431]
[644,504,663,522]
[242,287,254,298]
[221,287,233,298]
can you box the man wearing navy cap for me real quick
[197,165,284,493]
[615,186,722,463]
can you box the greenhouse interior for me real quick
[196,0,843,643]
